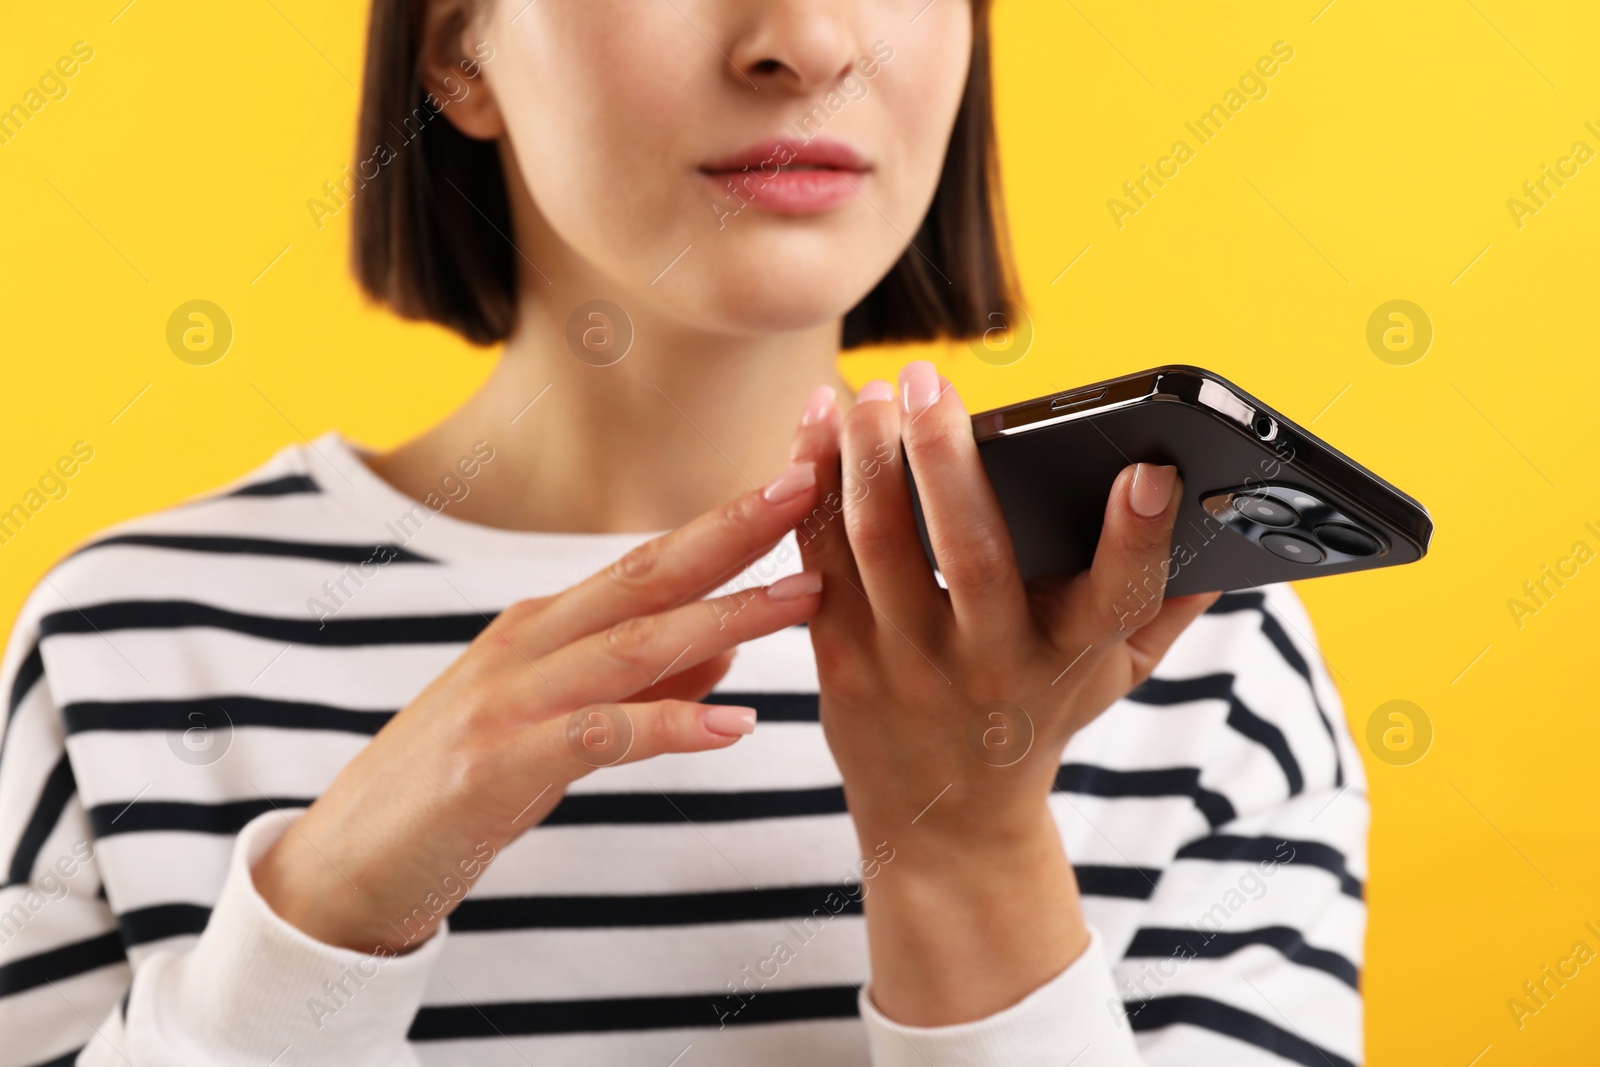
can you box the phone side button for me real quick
[1050,386,1106,412]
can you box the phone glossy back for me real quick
[907,365,1432,597]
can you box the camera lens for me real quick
[1314,523,1380,557]
[1260,532,1326,564]
[1233,493,1299,528]
[1252,414,1276,440]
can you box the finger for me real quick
[838,379,945,623]
[518,461,822,654]
[788,384,867,631]
[1125,591,1222,682]
[1053,462,1183,651]
[624,649,736,704]
[523,571,823,713]
[522,697,761,788]
[896,361,1029,635]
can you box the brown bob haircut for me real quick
[351,0,1016,350]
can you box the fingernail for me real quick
[800,385,836,427]
[767,570,823,600]
[856,379,895,404]
[1130,463,1177,518]
[704,705,757,737]
[762,462,816,504]
[898,361,940,415]
[937,374,963,409]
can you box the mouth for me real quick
[699,136,871,216]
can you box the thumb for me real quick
[1049,462,1182,650]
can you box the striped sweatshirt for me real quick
[0,432,1367,1066]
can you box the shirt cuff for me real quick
[127,807,446,1066]
[858,925,1143,1067]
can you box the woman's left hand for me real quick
[787,361,1221,1027]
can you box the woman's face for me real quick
[450,0,974,337]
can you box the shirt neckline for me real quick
[299,431,666,566]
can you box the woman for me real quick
[0,0,1366,1064]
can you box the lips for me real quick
[702,136,870,175]
[700,136,870,215]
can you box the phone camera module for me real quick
[1260,532,1326,564]
[1232,493,1299,528]
[1251,413,1276,440]
[1314,523,1381,558]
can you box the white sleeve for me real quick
[858,925,1144,1067]
[82,809,447,1066]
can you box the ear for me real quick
[419,0,504,140]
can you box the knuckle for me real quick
[608,537,663,591]
[845,399,899,448]
[796,495,845,552]
[603,613,658,670]
[1125,520,1172,556]
[843,507,902,566]
[936,538,1012,595]
[809,631,852,677]
[655,699,702,751]
[904,414,963,462]
[1104,573,1166,636]
[718,491,760,533]
[810,632,866,693]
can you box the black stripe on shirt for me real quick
[544,787,847,826]
[0,930,125,998]
[40,601,487,647]
[1206,591,1345,787]
[64,696,395,738]
[450,883,865,931]
[87,797,296,839]
[0,643,46,768]
[225,474,321,497]
[444,864,1163,929]
[116,902,211,947]
[4,753,75,887]
[1123,925,1360,989]
[26,1050,85,1067]
[1056,764,1237,829]
[1126,993,1356,1067]
[1075,863,1163,900]
[113,860,1161,949]
[1174,834,1364,900]
[408,983,860,1040]
[73,534,434,565]
[87,762,1236,838]
[1128,674,1304,796]
[6,644,44,721]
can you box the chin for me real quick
[689,276,869,337]
[681,236,896,337]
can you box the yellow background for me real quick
[2,2,1596,1063]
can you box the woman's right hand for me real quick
[250,461,825,954]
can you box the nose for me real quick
[728,0,861,93]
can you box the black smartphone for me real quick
[906,364,1432,597]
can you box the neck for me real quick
[367,289,851,535]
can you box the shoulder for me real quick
[3,439,385,694]
[1083,583,1365,819]
[29,439,392,610]
[1197,583,1365,797]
